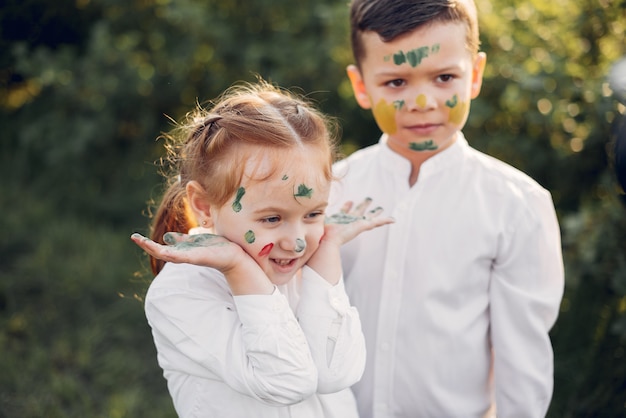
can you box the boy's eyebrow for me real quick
[372,63,464,79]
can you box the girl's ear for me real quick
[186,181,213,227]
[347,65,372,109]
[470,52,487,99]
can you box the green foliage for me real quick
[0,181,173,417]
[1,0,625,415]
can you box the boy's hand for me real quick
[323,198,395,246]
[131,232,247,273]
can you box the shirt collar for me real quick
[378,132,468,179]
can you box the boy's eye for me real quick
[437,74,454,83]
[385,79,406,88]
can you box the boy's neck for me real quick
[385,132,460,186]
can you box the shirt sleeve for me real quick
[296,265,367,394]
[145,269,318,406]
[490,189,565,417]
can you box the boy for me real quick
[329,0,565,417]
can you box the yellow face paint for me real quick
[415,94,427,108]
[373,98,398,134]
[448,100,469,125]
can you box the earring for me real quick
[201,220,207,226]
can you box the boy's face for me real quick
[210,149,329,286]
[347,21,486,159]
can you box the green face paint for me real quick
[232,187,245,212]
[393,100,405,110]
[282,175,288,180]
[244,230,255,244]
[409,140,438,151]
[294,238,306,253]
[373,98,398,134]
[392,51,407,66]
[294,184,313,198]
[386,44,440,68]
[406,46,430,67]
[445,94,458,108]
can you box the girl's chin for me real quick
[267,273,296,286]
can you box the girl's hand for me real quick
[131,232,247,272]
[323,198,395,247]
[307,198,394,285]
[131,232,274,295]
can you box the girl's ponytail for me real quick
[149,179,195,275]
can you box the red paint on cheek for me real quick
[258,243,274,257]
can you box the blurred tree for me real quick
[0,0,625,416]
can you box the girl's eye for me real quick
[385,79,406,88]
[306,211,324,220]
[262,216,281,224]
[437,74,454,83]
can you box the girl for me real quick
[131,81,393,418]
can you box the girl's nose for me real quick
[277,225,307,253]
[278,236,307,253]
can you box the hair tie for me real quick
[191,115,223,142]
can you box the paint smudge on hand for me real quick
[294,184,313,198]
[409,140,438,151]
[244,230,255,244]
[294,238,306,253]
[232,187,246,212]
[258,243,273,257]
[326,213,364,225]
[163,232,227,249]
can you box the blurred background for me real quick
[1,0,625,416]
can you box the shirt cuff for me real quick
[299,266,350,316]
[233,287,294,326]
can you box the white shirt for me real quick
[329,134,564,418]
[145,263,365,418]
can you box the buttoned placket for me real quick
[372,190,416,418]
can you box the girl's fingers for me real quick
[353,197,373,215]
[340,201,353,214]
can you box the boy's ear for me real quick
[186,181,213,226]
[470,52,487,99]
[347,65,372,109]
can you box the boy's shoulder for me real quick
[465,145,549,197]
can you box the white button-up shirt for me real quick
[329,134,564,418]
[145,263,365,418]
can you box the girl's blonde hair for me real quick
[149,80,339,274]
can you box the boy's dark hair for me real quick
[349,0,480,66]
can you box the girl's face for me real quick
[210,148,329,286]
[348,21,485,160]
